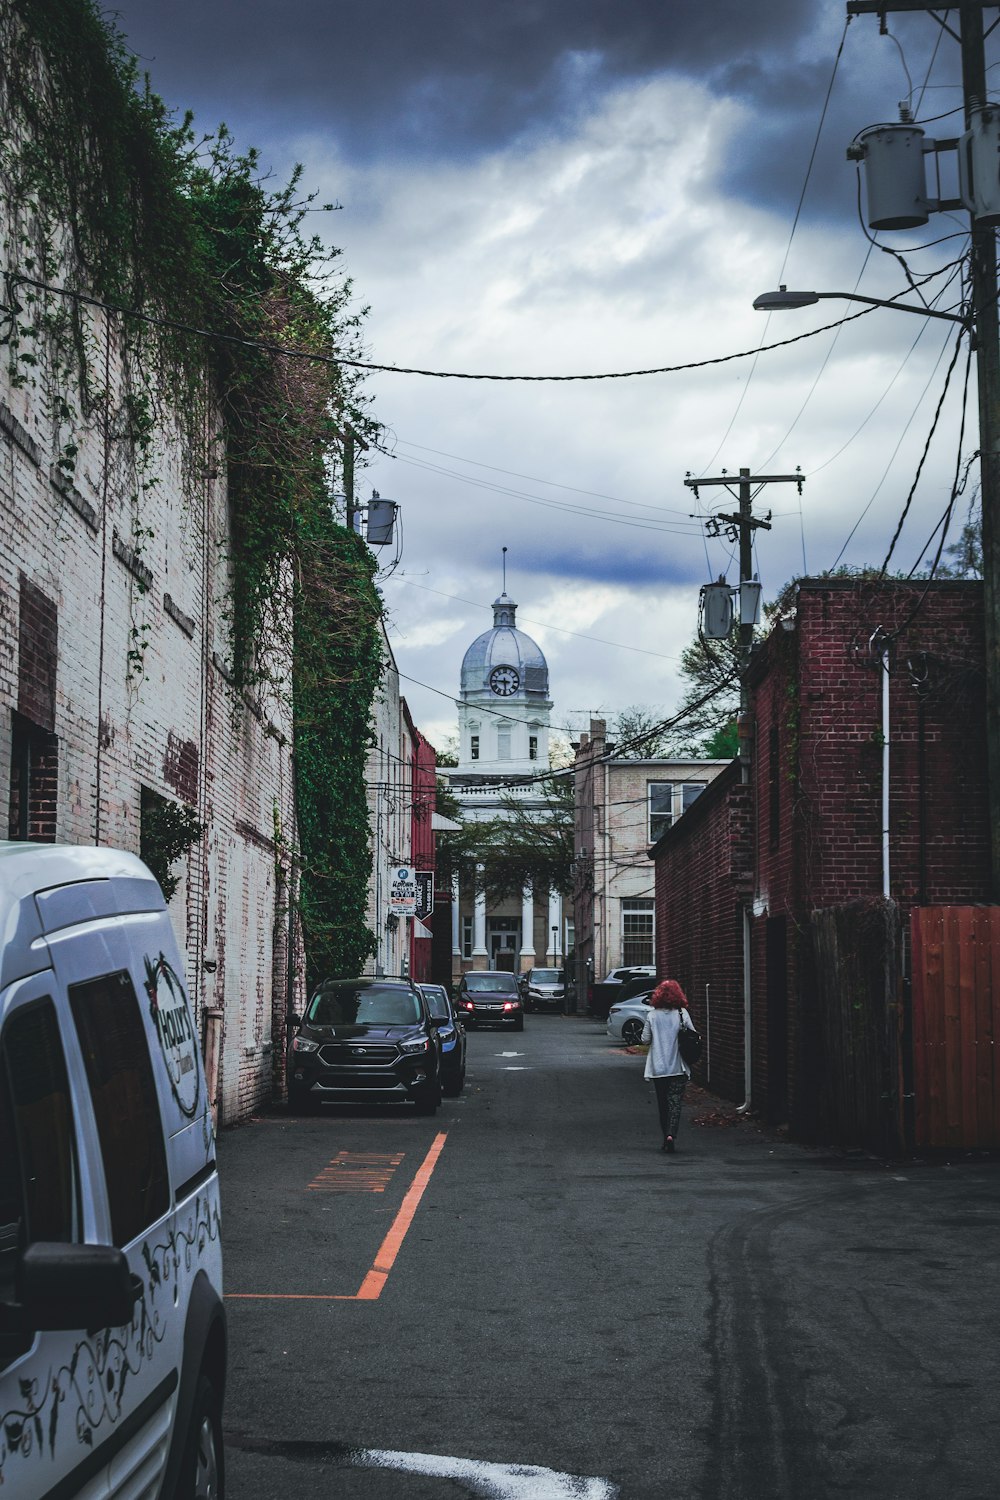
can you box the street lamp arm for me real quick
[753,286,967,324]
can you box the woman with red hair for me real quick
[640,979,694,1153]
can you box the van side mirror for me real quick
[12,1242,141,1332]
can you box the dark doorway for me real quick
[8,711,59,842]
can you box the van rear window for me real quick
[70,971,170,1246]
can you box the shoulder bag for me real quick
[676,1009,703,1066]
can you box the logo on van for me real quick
[143,952,201,1118]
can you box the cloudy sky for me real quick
[108,0,992,749]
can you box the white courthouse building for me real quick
[441,592,568,976]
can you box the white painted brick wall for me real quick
[1,212,300,1126]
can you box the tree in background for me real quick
[436,773,573,906]
[612,633,741,760]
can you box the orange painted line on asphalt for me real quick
[226,1131,448,1303]
[355,1131,448,1300]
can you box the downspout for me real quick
[737,906,752,1111]
[874,632,891,898]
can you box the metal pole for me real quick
[738,468,754,784]
[960,4,1000,898]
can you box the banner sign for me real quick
[415,871,435,919]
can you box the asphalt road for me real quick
[218,1015,1000,1500]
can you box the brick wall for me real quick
[652,579,988,1135]
[653,761,752,1102]
[0,120,299,1126]
[748,579,988,1132]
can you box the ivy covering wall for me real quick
[1,0,382,982]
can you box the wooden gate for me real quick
[910,907,1000,1149]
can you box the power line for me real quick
[5,268,882,383]
[375,445,703,534]
[828,320,957,568]
[879,322,968,577]
[391,440,695,519]
[389,578,685,662]
[698,15,852,475]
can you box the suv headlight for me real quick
[292,1034,320,1053]
[400,1037,430,1054]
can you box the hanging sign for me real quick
[389,865,417,915]
[415,871,435,919]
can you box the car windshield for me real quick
[420,986,451,1019]
[306,983,422,1027]
[463,973,519,994]
[530,970,562,984]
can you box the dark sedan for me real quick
[455,970,524,1030]
[288,977,443,1114]
[419,983,467,1095]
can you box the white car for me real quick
[0,842,225,1500]
[606,989,655,1046]
[601,965,656,986]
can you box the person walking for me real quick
[640,979,693,1153]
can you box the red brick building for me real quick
[405,707,438,983]
[652,578,989,1140]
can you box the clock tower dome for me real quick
[455,592,552,775]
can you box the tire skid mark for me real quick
[703,1187,855,1500]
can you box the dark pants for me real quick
[653,1074,687,1141]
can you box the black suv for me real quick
[288,977,443,1114]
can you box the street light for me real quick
[753,285,966,324]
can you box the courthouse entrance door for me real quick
[488,917,519,971]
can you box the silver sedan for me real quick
[606,991,654,1046]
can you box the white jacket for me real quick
[641,1006,692,1079]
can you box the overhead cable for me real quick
[5,268,883,383]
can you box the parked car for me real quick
[419,983,467,1095]
[455,970,524,1030]
[606,989,655,1046]
[601,965,656,986]
[0,841,226,1500]
[521,967,565,1012]
[289,977,443,1114]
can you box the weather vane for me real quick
[502,545,507,593]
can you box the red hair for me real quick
[650,979,688,1010]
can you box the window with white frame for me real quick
[647,781,706,841]
[529,735,538,761]
[461,915,473,959]
[621,899,655,967]
[470,736,479,761]
[497,724,511,760]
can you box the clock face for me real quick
[489,665,520,696]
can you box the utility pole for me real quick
[847,0,1000,895]
[685,467,804,781]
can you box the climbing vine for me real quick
[0,0,384,978]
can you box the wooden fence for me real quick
[809,900,902,1155]
[911,906,1000,1149]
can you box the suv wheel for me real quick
[413,1081,441,1115]
[443,1063,466,1098]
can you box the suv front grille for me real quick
[318,1043,398,1065]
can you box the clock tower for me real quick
[455,592,552,774]
[443,591,565,980]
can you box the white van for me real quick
[0,842,225,1499]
